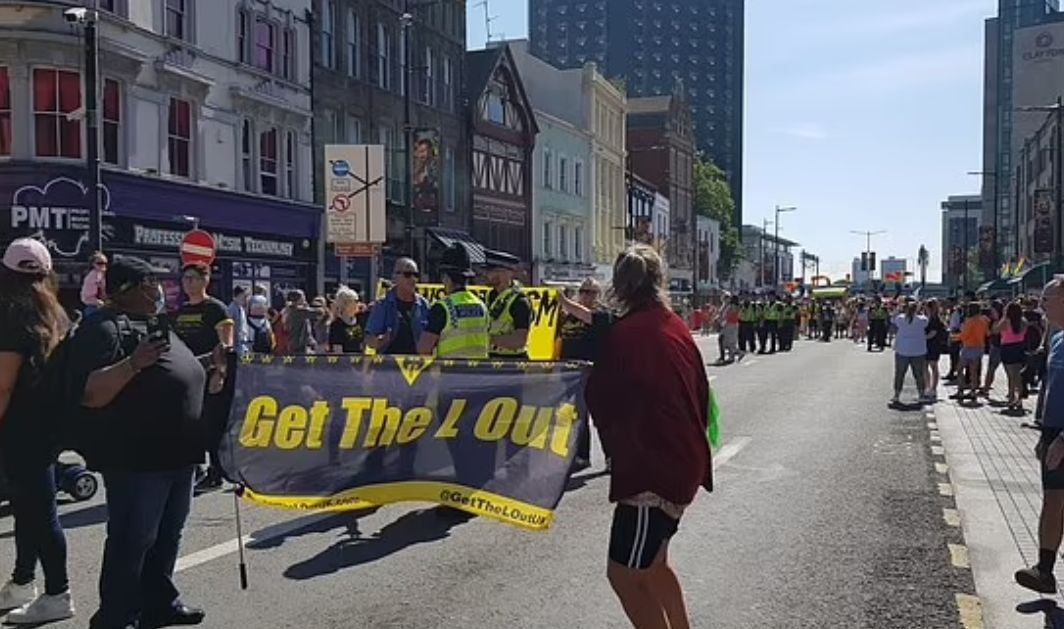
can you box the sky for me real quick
[467,0,996,282]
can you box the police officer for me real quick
[417,244,490,358]
[484,252,532,360]
[756,299,770,354]
[739,296,757,354]
[764,295,781,353]
[779,296,797,352]
[868,296,889,352]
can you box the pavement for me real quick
[933,364,1064,629]
[0,336,976,628]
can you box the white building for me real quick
[0,0,319,304]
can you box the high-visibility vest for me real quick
[740,306,755,322]
[781,305,796,321]
[765,304,781,321]
[437,290,490,359]
[488,284,528,357]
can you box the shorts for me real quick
[926,349,942,361]
[960,347,984,363]
[608,504,679,570]
[722,326,739,350]
[1001,342,1027,366]
[1040,428,1064,490]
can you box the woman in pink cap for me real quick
[0,238,75,623]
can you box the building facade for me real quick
[466,44,538,276]
[941,194,984,290]
[0,0,319,308]
[587,64,626,283]
[1015,109,1059,266]
[627,88,695,296]
[734,224,795,292]
[528,0,744,229]
[311,0,468,291]
[696,214,720,298]
[626,173,656,247]
[653,192,671,260]
[880,256,908,283]
[850,258,870,286]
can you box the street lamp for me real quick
[967,170,999,278]
[850,229,887,288]
[759,219,773,289]
[1016,98,1064,273]
[773,205,797,287]
[66,5,102,261]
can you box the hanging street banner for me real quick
[1034,189,1056,255]
[220,355,589,531]
[375,282,562,361]
[324,145,386,245]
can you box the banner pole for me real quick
[233,488,248,590]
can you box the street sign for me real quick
[324,144,386,245]
[180,229,216,266]
[335,243,380,257]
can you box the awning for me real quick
[976,278,1011,294]
[1007,261,1053,289]
[426,228,486,264]
[483,248,522,268]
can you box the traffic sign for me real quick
[323,145,385,245]
[180,229,216,266]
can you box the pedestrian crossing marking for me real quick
[948,543,970,569]
[935,463,949,475]
[955,593,985,629]
[938,482,954,496]
[932,445,945,456]
[943,508,961,527]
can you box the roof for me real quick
[466,48,500,100]
[627,96,673,114]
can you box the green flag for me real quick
[707,387,721,448]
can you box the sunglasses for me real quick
[396,271,418,279]
[579,289,599,295]
[94,261,107,267]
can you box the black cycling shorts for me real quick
[608,504,680,570]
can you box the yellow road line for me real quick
[955,593,985,629]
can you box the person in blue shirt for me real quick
[365,258,430,355]
[1017,277,1064,594]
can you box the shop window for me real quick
[346,9,359,78]
[0,67,9,157]
[241,119,253,191]
[167,97,192,177]
[321,0,336,69]
[285,130,297,199]
[254,17,276,73]
[165,0,190,41]
[33,68,82,159]
[260,128,278,196]
[103,79,120,165]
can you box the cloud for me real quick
[772,123,828,141]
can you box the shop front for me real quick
[0,164,320,311]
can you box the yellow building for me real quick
[584,65,627,282]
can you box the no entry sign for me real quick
[180,229,216,266]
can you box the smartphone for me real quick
[146,315,171,349]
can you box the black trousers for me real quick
[739,322,756,353]
[947,340,961,378]
[868,320,887,350]
[757,324,769,353]
[779,320,795,351]
[766,320,779,353]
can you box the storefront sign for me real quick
[7,176,112,259]
[130,223,297,259]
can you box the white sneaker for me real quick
[5,591,75,624]
[0,581,36,610]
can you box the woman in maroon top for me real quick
[586,245,712,629]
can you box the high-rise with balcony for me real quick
[529,0,744,228]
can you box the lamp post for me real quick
[67,4,102,260]
[850,229,887,288]
[968,170,999,278]
[759,219,773,289]
[773,205,797,287]
[1016,99,1064,273]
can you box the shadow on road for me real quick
[1016,598,1064,627]
[0,502,108,539]
[246,507,381,551]
[282,508,469,580]
[566,469,608,493]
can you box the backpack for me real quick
[43,309,136,465]
[249,317,274,354]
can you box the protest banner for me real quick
[219,354,589,531]
[374,282,561,360]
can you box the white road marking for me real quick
[708,375,718,383]
[713,437,751,470]
[741,359,759,367]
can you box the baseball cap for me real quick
[106,256,166,295]
[2,238,52,274]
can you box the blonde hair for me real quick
[609,244,670,313]
[333,285,361,316]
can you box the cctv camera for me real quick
[63,7,95,24]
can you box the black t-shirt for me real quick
[386,298,418,355]
[0,320,52,465]
[174,297,231,356]
[927,316,948,353]
[68,313,207,471]
[426,302,448,336]
[328,314,368,353]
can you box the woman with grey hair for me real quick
[327,286,368,354]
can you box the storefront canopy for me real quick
[1007,261,1053,291]
[427,228,486,264]
[976,278,1012,294]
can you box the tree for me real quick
[917,245,929,289]
[693,158,740,280]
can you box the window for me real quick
[241,119,253,191]
[379,124,401,200]
[321,109,337,143]
[346,9,359,78]
[559,156,569,193]
[445,146,455,211]
[376,23,390,89]
[574,226,582,260]
[282,29,294,80]
[486,92,504,124]
[259,128,278,196]
[442,56,453,111]
[254,17,276,73]
[102,79,120,165]
[423,46,435,106]
[237,11,249,63]
[543,222,552,257]
[399,27,407,96]
[346,115,362,143]
[167,97,191,177]
[321,0,336,69]
[33,68,81,158]
[165,0,188,40]
[0,67,10,156]
[559,224,568,259]
[543,150,553,189]
[285,130,297,199]
[574,161,583,196]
